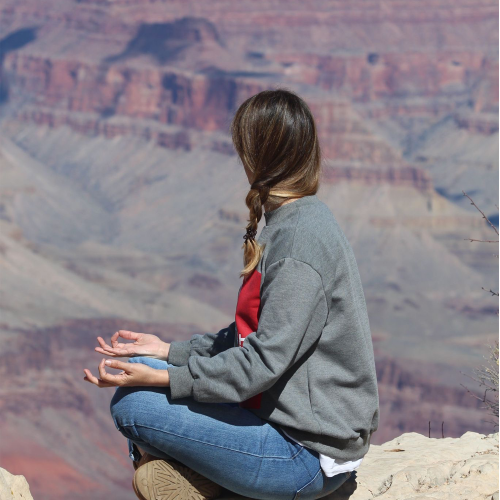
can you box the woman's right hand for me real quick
[95,330,170,360]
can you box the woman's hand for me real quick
[83,359,170,388]
[95,330,170,360]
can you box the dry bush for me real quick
[459,192,499,431]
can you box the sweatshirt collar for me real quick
[264,194,320,226]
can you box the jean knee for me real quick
[111,389,148,439]
[109,358,171,431]
[110,386,130,430]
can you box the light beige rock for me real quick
[0,467,34,500]
[220,431,499,500]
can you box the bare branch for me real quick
[464,238,499,243]
[482,287,499,297]
[462,190,499,236]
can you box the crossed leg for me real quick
[109,356,322,500]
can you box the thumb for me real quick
[104,359,129,371]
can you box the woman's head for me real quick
[231,88,322,279]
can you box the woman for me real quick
[84,89,380,500]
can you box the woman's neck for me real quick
[263,197,300,213]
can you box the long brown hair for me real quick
[231,88,322,280]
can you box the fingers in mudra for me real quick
[83,359,117,388]
[83,359,134,387]
[83,359,168,388]
[94,330,168,360]
[95,330,143,357]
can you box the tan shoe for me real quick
[132,455,223,500]
[133,451,182,471]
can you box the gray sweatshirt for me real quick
[167,194,380,461]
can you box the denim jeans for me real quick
[110,356,354,500]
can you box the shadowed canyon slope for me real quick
[0,1,498,499]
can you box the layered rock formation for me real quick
[0,0,497,204]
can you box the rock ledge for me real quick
[2,430,497,499]
[0,467,34,500]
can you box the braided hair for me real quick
[231,88,322,279]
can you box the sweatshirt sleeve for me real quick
[167,322,236,366]
[167,257,328,402]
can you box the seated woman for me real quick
[84,89,380,500]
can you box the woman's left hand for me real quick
[83,359,170,388]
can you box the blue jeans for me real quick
[110,357,354,500]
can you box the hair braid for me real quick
[232,88,322,280]
[241,182,268,280]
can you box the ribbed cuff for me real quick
[168,365,195,399]
[167,340,192,366]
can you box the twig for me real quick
[459,341,499,422]
[464,238,499,243]
[463,190,499,235]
